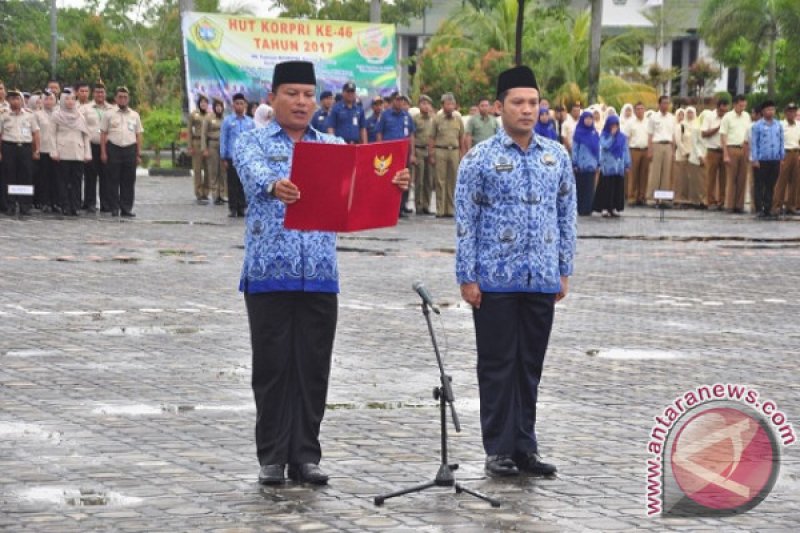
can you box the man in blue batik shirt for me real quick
[750,100,785,219]
[324,81,366,144]
[233,61,410,487]
[220,93,255,217]
[455,65,577,479]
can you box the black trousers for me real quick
[227,160,245,213]
[1,141,34,212]
[34,153,57,208]
[472,292,556,456]
[107,143,137,213]
[84,143,106,209]
[245,291,338,466]
[754,161,780,215]
[58,160,84,214]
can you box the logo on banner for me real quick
[192,17,223,51]
[357,27,392,63]
[373,154,393,176]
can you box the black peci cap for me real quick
[272,61,316,91]
[496,65,538,100]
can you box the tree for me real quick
[142,108,183,167]
[588,0,601,104]
[272,0,431,25]
[699,0,800,99]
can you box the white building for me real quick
[396,0,743,97]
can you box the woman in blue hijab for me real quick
[534,106,559,141]
[571,110,599,216]
[593,115,630,217]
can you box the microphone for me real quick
[412,281,440,314]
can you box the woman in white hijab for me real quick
[253,103,273,128]
[684,106,705,207]
[51,91,91,216]
[620,103,634,125]
[673,108,689,207]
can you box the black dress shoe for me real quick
[237,208,246,217]
[121,211,136,217]
[85,206,97,214]
[288,463,329,485]
[214,198,224,205]
[514,451,557,477]
[258,464,285,485]
[111,210,119,217]
[228,211,238,218]
[484,455,519,477]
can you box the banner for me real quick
[181,12,398,111]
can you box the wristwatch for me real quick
[266,181,277,197]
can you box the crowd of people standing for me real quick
[0,79,143,218]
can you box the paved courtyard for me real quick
[1,174,798,532]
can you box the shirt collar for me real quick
[265,119,323,142]
[498,128,544,151]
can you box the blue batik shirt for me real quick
[750,119,785,162]
[324,101,365,142]
[599,135,631,177]
[232,120,344,294]
[220,114,255,160]
[572,141,599,173]
[377,109,416,140]
[455,130,578,294]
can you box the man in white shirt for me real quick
[773,102,800,215]
[623,102,650,205]
[702,99,729,210]
[720,94,752,213]
[561,102,581,152]
[646,95,676,202]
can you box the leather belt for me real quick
[436,145,458,150]
[2,141,32,147]
[630,147,647,151]
[707,147,722,152]
[786,148,800,152]
[655,141,671,144]
[728,145,743,149]
[415,144,428,149]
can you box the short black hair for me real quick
[733,94,747,104]
[232,93,246,102]
[634,101,645,108]
[554,105,565,113]
[717,98,730,107]
[74,81,89,90]
[196,94,209,107]
[658,95,670,104]
[477,97,490,104]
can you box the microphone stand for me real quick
[374,297,500,507]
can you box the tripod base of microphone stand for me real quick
[373,463,501,507]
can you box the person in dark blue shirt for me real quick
[324,82,366,144]
[365,96,384,143]
[310,91,333,132]
[377,93,417,215]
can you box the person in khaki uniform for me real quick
[189,95,210,204]
[720,95,751,213]
[34,91,57,212]
[702,99,729,210]
[428,93,465,217]
[0,89,41,216]
[52,91,92,216]
[100,86,143,217]
[202,97,226,205]
[622,102,649,205]
[772,102,800,215]
[80,81,115,213]
[413,94,435,214]
[646,95,676,203]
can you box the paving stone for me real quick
[0,176,797,532]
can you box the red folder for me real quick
[284,139,409,232]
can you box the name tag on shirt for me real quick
[21,127,30,137]
[352,116,358,127]
[127,121,136,132]
[269,155,289,162]
[403,127,408,136]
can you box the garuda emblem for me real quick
[374,154,392,176]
